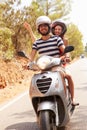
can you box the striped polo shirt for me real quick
[32,35,64,57]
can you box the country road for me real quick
[0,58,87,130]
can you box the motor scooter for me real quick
[18,46,79,130]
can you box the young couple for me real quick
[23,15,76,105]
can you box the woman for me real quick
[51,20,76,105]
[51,20,68,46]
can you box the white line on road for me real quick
[0,91,28,112]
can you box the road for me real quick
[0,58,87,130]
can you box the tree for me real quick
[0,0,84,60]
[35,0,72,20]
[84,43,87,57]
[0,3,6,27]
[0,27,15,60]
[2,0,44,55]
[66,24,84,59]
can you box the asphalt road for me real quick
[0,58,87,130]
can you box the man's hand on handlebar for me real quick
[22,64,30,70]
[60,55,71,65]
[22,61,39,71]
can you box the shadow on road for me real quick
[5,122,39,130]
[5,122,66,130]
[5,106,87,130]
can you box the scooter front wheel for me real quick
[39,110,57,130]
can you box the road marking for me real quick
[0,91,28,112]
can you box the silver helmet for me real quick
[36,16,51,29]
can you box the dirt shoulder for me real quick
[0,56,34,105]
[0,56,78,105]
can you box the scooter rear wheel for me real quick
[39,110,56,130]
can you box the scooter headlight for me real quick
[37,56,51,70]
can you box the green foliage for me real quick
[85,44,87,52]
[0,27,15,60]
[36,0,72,20]
[0,0,84,60]
[66,24,84,59]
[1,0,45,55]
[0,3,7,27]
[23,1,44,32]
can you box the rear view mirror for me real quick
[64,46,74,54]
[17,51,28,59]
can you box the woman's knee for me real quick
[65,74,72,80]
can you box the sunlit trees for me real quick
[0,0,84,60]
[2,0,44,56]
[0,27,15,60]
[36,0,72,20]
[66,23,84,58]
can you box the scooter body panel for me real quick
[29,71,74,127]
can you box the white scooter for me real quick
[18,46,79,130]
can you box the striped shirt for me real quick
[32,35,64,57]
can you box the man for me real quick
[27,15,75,105]
[29,16,65,61]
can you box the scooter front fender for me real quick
[37,101,56,114]
[37,100,60,126]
